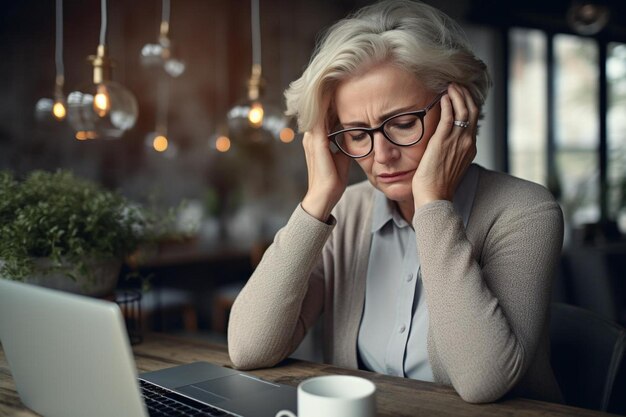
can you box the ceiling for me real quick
[467,0,626,41]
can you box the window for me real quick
[608,43,626,226]
[508,30,626,232]
[554,34,599,225]
[509,29,547,186]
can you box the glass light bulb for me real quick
[75,130,97,140]
[52,100,67,120]
[35,97,67,124]
[248,102,264,127]
[153,135,169,152]
[164,58,185,77]
[567,3,610,35]
[140,43,164,66]
[144,131,178,158]
[94,84,111,117]
[215,135,231,152]
[279,127,295,143]
[35,98,53,116]
[227,100,288,143]
[68,80,138,139]
[140,41,186,77]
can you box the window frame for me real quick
[505,29,615,224]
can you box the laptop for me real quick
[0,278,297,417]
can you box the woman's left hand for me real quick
[412,83,479,209]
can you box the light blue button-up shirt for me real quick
[357,165,478,381]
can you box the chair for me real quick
[550,302,626,413]
[141,288,198,332]
[610,355,626,415]
[563,245,620,322]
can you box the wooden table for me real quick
[0,333,618,417]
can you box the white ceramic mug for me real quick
[275,375,376,417]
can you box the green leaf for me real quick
[0,169,178,284]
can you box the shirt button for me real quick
[407,273,413,282]
[399,325,406,333]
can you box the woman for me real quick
[228,0,563,404]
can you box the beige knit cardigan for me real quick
[228,165,564,404]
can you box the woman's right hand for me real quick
[301,117,351,222]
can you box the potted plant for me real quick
[0,170,164,297]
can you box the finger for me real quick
[302,131,316,160]
[456,87,478,160]
[302,130,325,161]
[302,131,311,156]
[456,86,478,121]
[448,84,469,126]
[464,90,479,122]
[311,118,327,138]
[449,85,477,142]
[457,86,479,137]
[302,132,314,185]
[425,91,453,145]
[429,92,455,141]
[442,86,473,161]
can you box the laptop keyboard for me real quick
[140,379,237,417]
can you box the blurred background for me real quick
[1,0,625,346]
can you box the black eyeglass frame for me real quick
[327,91,446,159]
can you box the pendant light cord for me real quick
[251,0,261,67]
[162,0,170,27]
[55,0,64,82]
[160,0,170,38]
[215,8,227,118]
[99,0,107,45]
[156,76,169,134]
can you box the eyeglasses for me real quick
[327,92,445,159]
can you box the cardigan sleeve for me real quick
[227,204,333,370]
[413,196,563,403]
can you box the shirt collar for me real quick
[370,163,479,234]
[371,190,408,233]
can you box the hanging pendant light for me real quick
[140,0,185,77]
[142,0,180,157]
[209,127,232,153]
[227,0,289,143]
[567,1,610,35]
[207,11,232,154]
[35,0,67,123]
[67,0,138,140]
[144,76,178,158]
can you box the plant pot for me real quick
[22,258,122,297]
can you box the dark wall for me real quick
[0,0,371,208]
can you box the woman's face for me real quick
[333,63,441,206]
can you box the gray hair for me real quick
[284,0,491,132]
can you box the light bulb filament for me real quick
[52,101,66,120]
[153,135,169,152]
[94,84,111,117]
[248,102,264,127]
[279,127,295,143]
[76,130,97,140]
[215,136,231,152]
